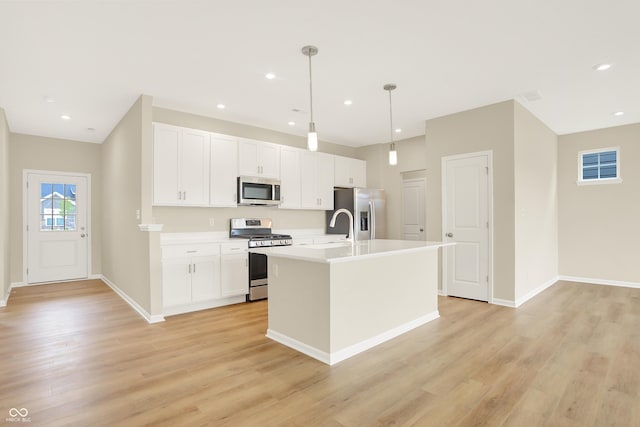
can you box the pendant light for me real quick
[302,45,319,151]
[384,84,398,165]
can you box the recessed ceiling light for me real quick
[593,63,611,71]
[395,128,402,133]
[86,127,96,132]
[343,99,353,106]
[43,96,56,103]
[265,73,276,79]
[60,114,71,120]
[217,104,226,109]
[613,111,625,116]
[287,121,296,126]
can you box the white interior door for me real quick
[443,153,490,301]
[26,172,89,283]
[402,178,426,240]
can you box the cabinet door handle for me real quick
[183,191,186,200]
[178,191,182,200]
[193,263,196,273]
[188,264,191,274]
[257,166,260,174]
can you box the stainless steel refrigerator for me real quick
[326,188,386,240]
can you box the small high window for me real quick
[578,148,622,185]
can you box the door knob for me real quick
[81,233,86,238]
[446,232,453,238]
[420,229,424,232]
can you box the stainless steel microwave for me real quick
[237,176,281,206]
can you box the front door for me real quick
[26,172,89,283]
[402,178,426,240]
[442,153,490,301]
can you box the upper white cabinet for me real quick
[334,155,366,188]
[153,123,210,206]
[210,133,238,207]
[279,146,302,209]
[300,151,334,210]
[237,138,280,179]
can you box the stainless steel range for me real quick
[229,218,292,301]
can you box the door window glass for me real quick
[40,183,77,231]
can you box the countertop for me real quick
[249,239,453,264]
[159,229,345,246]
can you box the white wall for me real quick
[425,101,516,300]
[8,133,102,284]
[101,95,154,313]
[558,123,640,284]
[514,102,559,300]
[357,136,427,239]
[0,108,10,304]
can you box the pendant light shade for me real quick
[302,45,319,152]
[388,143,398,166]
[384,84,398,166]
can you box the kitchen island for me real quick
[250,240,451,365]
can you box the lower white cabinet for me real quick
[162,244,221,309]
[220,243,249,297]
[162,242,247,315]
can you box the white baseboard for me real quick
[492,276,560,308]
[12,274,101,288]
[101,275,165,324]
[492,298,516,308]
[514,276,559,307]
[267,310,440,366]
[0,283,11,307]
[163,296,246,317]
[558,275,640,289]
[266,329,331,364]
[438,289,444,296]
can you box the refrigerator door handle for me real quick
[369,200,376,239]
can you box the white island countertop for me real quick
[250,239,452,264]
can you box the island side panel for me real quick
[329,249,438,353]
[266,257,331,355]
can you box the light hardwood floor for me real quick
[1,279,639,426]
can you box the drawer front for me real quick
[220,242,248,255]
[162,244,220,259]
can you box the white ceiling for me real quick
[1,1,638,147]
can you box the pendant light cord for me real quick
[388,89,394,145]
[308,53,314,123]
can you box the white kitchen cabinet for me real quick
[334,155,367,188]
[237,138,280,179]
[210,133,238,207]
[153,123,210,206]
[220,243,248,298]
[161,258,192,307]
[300,151,334,210]
[162,244,221,310]
[279,146,302,209]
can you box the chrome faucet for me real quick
[329,208,355,244]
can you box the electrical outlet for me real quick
[209,218,215,227]
[136,209,140,220]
